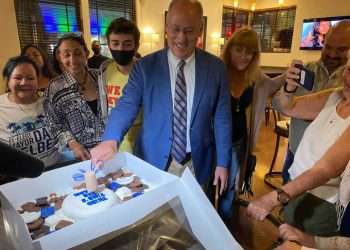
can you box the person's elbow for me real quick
[316,158,347,181]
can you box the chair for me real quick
[265,103,272,126]
[264,109,289,189]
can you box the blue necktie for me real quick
[171,60,187,163]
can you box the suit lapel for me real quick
[191,49,208,126]
[158,49,173,122]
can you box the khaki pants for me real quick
[167,159,208,192]
[167,158,195,177]
[283,193,338,236]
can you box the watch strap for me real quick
[276,188,291,205]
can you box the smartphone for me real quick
[294,64,315,91]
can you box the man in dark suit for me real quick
[91,0,232,194]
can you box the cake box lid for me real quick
[0,152,240,250]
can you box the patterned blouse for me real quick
[43,69,105,149]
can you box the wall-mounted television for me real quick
[300,16,350,50]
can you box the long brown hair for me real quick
[221,27,261,85]
[20,44,54,79]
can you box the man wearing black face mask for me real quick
[88,40,108,69]
[98,17,141,153]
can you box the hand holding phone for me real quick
[294,64,315,91]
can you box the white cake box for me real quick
[0,152,241,250]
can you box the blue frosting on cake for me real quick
[132,192,144,198]
[73,190,109,206]
[106,182,122,192]
[40,206,55,218]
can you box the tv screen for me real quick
[300,16,350,50]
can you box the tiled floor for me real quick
[229,119,288,250]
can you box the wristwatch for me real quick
[276,188,291,206]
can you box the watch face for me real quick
[279,193,289,204]
[277,189,290,205]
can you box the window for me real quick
[252,7,296,52]
[89,0,136,43]
[14,0,82,56]
[222,7,250,41]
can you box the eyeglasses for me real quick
[54,32,86,52]
[58,32,83,39]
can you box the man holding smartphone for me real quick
[275,20,350,236]
[282,20,350,183]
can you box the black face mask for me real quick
[110,49,135,66]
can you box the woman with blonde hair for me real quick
[220,27,283,220]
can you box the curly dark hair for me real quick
[106,17,140,46]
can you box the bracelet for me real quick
[283,82,298,94]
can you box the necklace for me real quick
[17,103,37,118]
[230,81,245,113]
[77,70,88,91]
[8,93,39,118]
[235,97,240,112]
